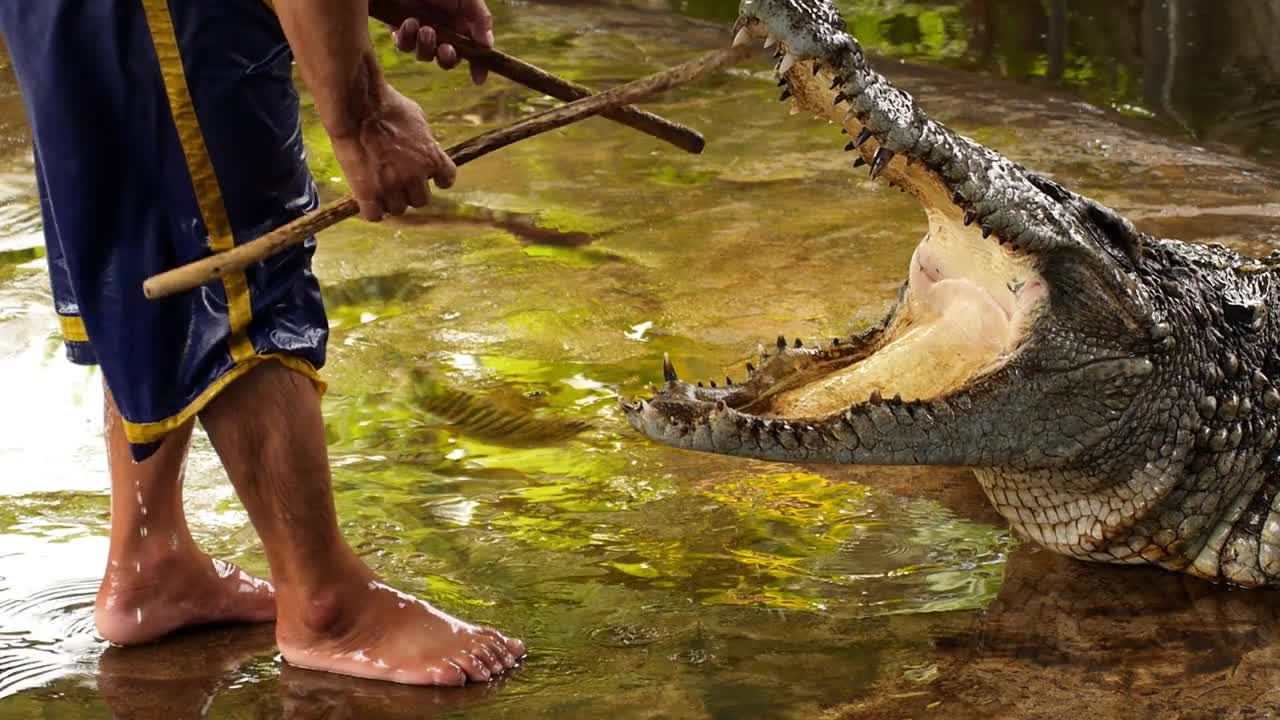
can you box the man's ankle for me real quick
[103,534,203,583]
[271,545,376,631]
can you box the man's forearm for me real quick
[274,0,384,139]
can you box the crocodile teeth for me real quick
[764,34,778,48]
[732,27,752,48]
[778,52,796,74]
[869,147,895,180]
[663,353,678,382]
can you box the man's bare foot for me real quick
[199,362,525,687]
[276,562,525,687]
[95,545,276,646]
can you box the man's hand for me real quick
[330,82,456,221]
[391,0,494,85]
[275,0,459,222]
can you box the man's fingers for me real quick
[437,44,459,70]
[407,182,430,209]
[463,1,495,48]
[432,152,458,190]
[416,25,438,62]
[395,0,493,80]
[382,188,410,217]
[463,2,494,83]
[357,196,384,223]
[395,19,420,52]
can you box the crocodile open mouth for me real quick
[757,221,1046,419]
[624,16,1049,424]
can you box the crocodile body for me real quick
[624,0,1280,588]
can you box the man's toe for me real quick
[453,651,491,683]
[480,634,516,669]
[427,661,468,687]
[473,643,504,674]
[503,635,526,660]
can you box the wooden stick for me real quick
[142,45,749,301]
[368,0,705,154]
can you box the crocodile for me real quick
[622,0,1280,588]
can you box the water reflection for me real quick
[92,626,505,720]
[94,627,276,720]
[669,0,1280,160]
[279,664,509,720]
[841,546,1280,718]
[963,0,1280,160]
[51,534,1280,719]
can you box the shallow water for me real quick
[2,1,1280,718]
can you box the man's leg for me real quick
[95,387,277,645]
[198,361,525,687]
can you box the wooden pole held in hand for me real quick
[368,0,706,154]
[142,45,749,301]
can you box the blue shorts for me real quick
[0,0,328,460]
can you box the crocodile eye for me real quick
[1223,298,1265,331]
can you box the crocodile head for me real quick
[624,0,1279,586]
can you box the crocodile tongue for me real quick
[768,244,1015,417]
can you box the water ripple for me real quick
[0,538,106,700]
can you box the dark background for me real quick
[631,0,1280,163]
